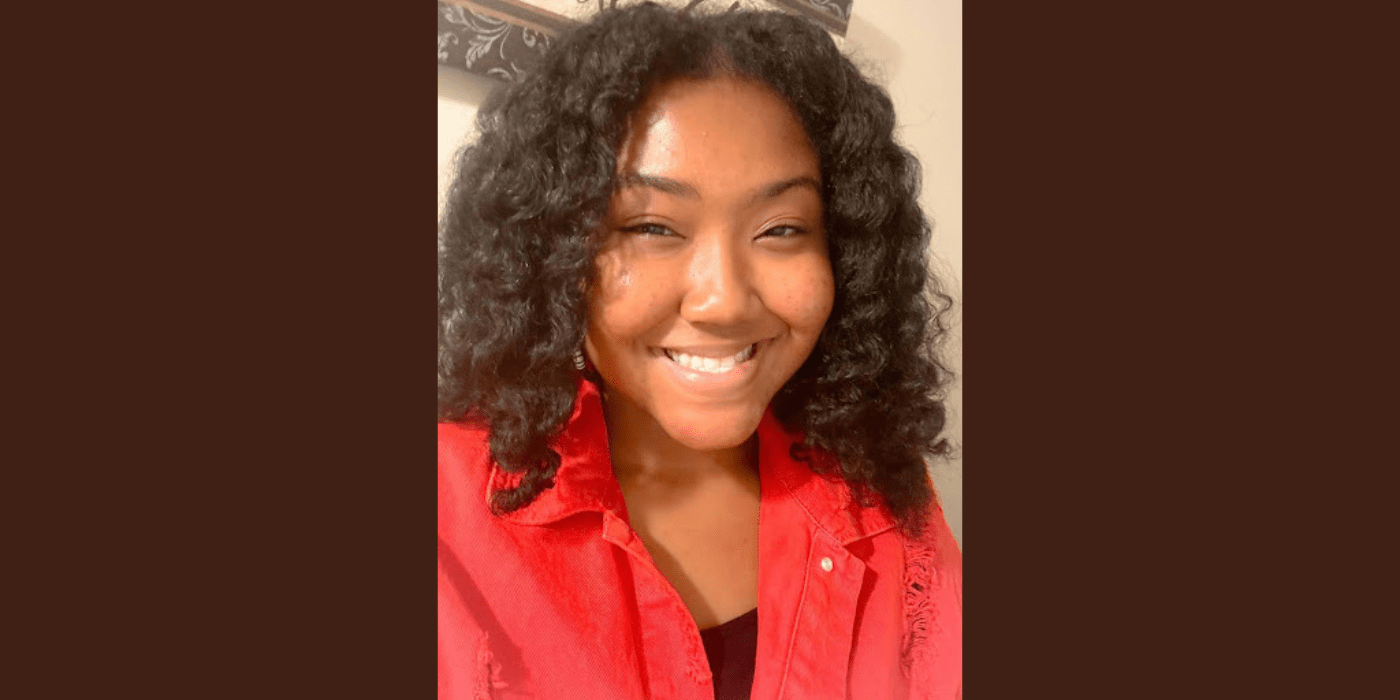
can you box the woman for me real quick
[438,3,960,698]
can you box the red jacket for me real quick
[438,379,962,699]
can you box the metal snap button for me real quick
[820,556,834,572]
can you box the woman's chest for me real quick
[623,480,763,629]
[442,509,928,699]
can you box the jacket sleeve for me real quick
[905,502,962,700]
[438,422,505,699]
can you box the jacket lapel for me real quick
[753,411,894,699]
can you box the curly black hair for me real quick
[438,1,953,537]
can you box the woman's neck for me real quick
[598,387,763,629]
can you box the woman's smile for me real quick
[652,339,767,396]
[660,342,756,374]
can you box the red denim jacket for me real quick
[438,379,962,699]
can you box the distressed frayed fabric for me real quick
[438,379,962,699]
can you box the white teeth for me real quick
[664,344,756,373]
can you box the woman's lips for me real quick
[653,340,767,392]
[662,343,757,373]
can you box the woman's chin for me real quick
[660,406,765,453]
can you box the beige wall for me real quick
[437,0,963,545]
[845,1,963,546]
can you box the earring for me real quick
[573,348,586,372]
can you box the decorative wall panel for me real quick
[437,0,855,82]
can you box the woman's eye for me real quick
[620,223,678,237]
[759,225,803,238]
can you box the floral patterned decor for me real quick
[437,0,855,82]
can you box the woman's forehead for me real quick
[616,76,820,189]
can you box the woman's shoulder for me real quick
[906,501,961,603]
[438,419,495,530]
[896,500,961,696]
[438,419,491,466]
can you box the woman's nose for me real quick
[680,235,756,327]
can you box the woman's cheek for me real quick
[592,257,669,341]
[782,260,835,331]
[591,250,627,307]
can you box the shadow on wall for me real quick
[438,65,501,217]
[438,64,498,106]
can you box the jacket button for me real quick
[820,557,834,572]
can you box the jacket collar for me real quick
[489,378,628,525]
[756,409,896,545]
[493,378,896,543]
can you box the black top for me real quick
[699,608,758,700]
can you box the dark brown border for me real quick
[965,1,1390,696]
[14,3,437,697]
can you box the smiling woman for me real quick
[438,3,960,699]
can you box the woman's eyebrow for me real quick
[749,175,821,205]
[618,171,699,199]
[618,171,820,204]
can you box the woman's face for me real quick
[585,75,835,452]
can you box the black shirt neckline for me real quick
[699,608,758,700]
